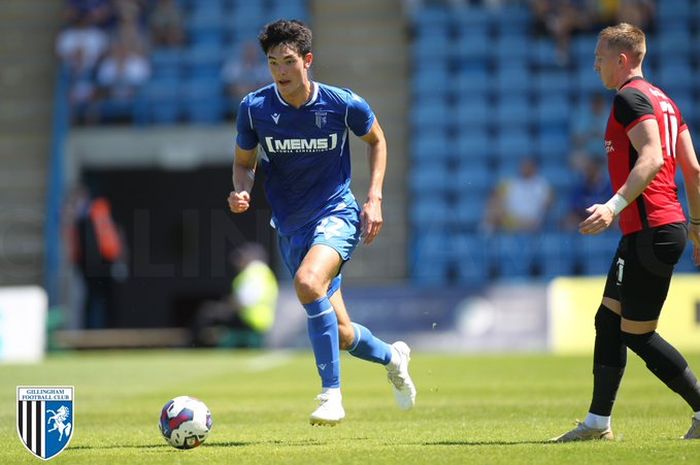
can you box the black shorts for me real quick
[603,222,687,321]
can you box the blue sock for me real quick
[347,323,393,365]
[303,297,340,388]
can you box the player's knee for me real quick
[620,330,653,352]
[294,268,326,301]
[594,305,620,333]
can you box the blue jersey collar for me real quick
[273,81,319,108]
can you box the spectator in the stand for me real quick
[149,0,186,47]
[572,92,609,157]
[222,41,270,115]
[96,38,151,121]
[56,14,110,123]
[616,0,655,31]
[483,158,553,232]
[562,156,612,230]
[64,0,114,28]
[531,0,599,64]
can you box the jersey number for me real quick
[659,100,678,158]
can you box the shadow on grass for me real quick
[425,440,553,447]
[70,438,333,451]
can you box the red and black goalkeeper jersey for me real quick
[604,76,687,235]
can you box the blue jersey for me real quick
[236,82,375,235]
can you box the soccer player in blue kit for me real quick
[227,20,416,426]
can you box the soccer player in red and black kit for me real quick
[551,23,700,442]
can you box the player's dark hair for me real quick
[258,20,312,57]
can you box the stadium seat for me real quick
[494,128,533,162]
[455,160,492,193]
[494,34,530,63]
[491,233,538,279]
[538,232,578,278]
[495,96,531,128]
[455,96,490,129]
[412,129,450,163]
[536,127,570,161]
[453,193,488,230]
[577,233,618,275]
[535,71,571,97]
[454,233,489,285]
[455,128,492,161]
[495,64,532,97]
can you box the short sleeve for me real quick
[236,95,259,150]
[613,88,654,129]
[345,91,375,137]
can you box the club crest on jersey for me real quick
[17,386,74,460]
[313,110,327,129]
[264,133,338,153]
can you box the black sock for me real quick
[622,331,700,411]
[589,306,627,416]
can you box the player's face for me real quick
[266,44,312,98]
[594,39,620,90]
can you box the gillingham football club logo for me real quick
[313,110,327,129]
[17,386,74,460]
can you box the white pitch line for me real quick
[245,351,294,372]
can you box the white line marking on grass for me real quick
[246,351,294,372]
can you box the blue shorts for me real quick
[277,203,361,296]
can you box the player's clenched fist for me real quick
[228,191,250,213]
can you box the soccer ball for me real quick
[159,396,213,449]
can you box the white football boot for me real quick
[309,389,345,426]
[550,421,614,442]
[386,341,417,410]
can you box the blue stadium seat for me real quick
[495,35,530,62]
[493,5,531,35]
[492,233,538,279]
[453,31,490,63]
[411,7,450,29]
[455,160,492,193]
[495,97,531,128]
[540,162,576,192]
[538,232,578,278]
[411,196,451,228]
[494,128,534,162]
[575,65,600,95]
[495,65,532,96]
[454,69,490,94]
[409,163,451,194]
[413,67,450,97]
[411,230,452,285]
[535,71,571,97]
[577,233,618,275]
[531,38,561,68]
[657,30,692,59]
[536,129,570,162]
[454,192,488,230]
[657,0,692,26]
[411,99,450,130]
[657,62,694,93]
[412,129,450,163]
[536,96,570,127]
[454,233,489,285]
[451,7,493,30]
[455,128,492,160]
[455,96,490,129]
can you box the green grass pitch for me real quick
[2,350,699,464]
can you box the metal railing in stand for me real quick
[44,65,70,306]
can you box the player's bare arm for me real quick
[229,145,257,214]
[676,129,700,265]
[359,119,387,245]
[579,119,663,235]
